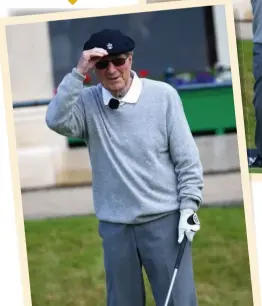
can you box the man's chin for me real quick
[106,83,125,94]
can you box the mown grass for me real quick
[24,206,253,306]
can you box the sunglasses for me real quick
[95,55,128,70]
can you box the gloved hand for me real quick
[178,209,200,244]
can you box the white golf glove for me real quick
[178,209,200,244]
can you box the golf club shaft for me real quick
[163,236,188,306]
[164,269,178,306]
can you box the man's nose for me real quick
[107,62,117,73]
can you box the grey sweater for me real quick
[252,0,262,44]
[46,68,204,224]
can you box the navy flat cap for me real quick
[83,29,135,55]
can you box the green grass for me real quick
[249,167,262,173]
[24,206,253,306]
[237,39,255,149]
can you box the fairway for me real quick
[24,206,253,306]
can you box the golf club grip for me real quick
[175,237,187,269]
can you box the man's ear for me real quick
[130,51,134,64]
[128,54,133,64]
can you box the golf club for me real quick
[163,235,188,306]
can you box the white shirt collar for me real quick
[102,70,142,106]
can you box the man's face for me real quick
[94,52,133,95]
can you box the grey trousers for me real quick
[98,211,198,306]
[253,43,262,156]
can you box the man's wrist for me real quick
[72,67,87,81]
[180,208,194,213]
[180,208,194,218]
[180,199,199,212]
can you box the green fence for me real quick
[180,84,235,135]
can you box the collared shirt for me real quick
[102,70,142,106]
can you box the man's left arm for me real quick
[167,88,204,210]
[166,87,204,243]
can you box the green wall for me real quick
[179,85,235,135]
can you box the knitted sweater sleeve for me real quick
[166,86,204,211]
[45,68,88,139]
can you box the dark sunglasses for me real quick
[95,55,128,70]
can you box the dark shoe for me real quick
[250,154,262,168]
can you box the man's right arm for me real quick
[45,68,87,139]
[46,47,108,139]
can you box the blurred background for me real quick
[6,4,253,306]
[231,0,262,173]
[8,5,241,213]
[148,0,257,172]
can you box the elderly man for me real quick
[46,29,204,306]
[250,0,262,167]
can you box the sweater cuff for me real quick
[180,199,199,212]
[72,68,86,82]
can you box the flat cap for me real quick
[83,29,135,55]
